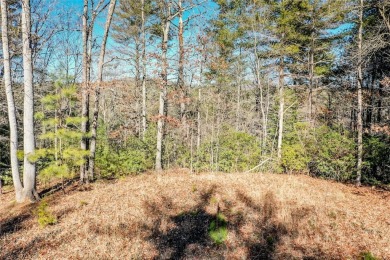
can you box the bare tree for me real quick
[356,0,364,185]
[155,0,172,171]
[80,0,109,183]
[21,0,39,201]
[177,0,186,123]
[277,59,285,160]
[141,0,147,139]
[1,0,23,202]
[89,0,117,181]
[80,0,89,183]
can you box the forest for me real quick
[0,0,390,259]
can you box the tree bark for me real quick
[155,15,171,171]
[356,0,364,186]
[21,0,38,201]
[197,88,201,151]
[277,60,284,161]
[89,0,116,181]
[1,0,23,202]
[308,35,314,123]
[80,0,89,183]
[177,0,186,123]
[141,0,147,140]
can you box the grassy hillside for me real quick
[1,171,390,259]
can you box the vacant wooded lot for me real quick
[1,0,390,258]
[1,171,389,259]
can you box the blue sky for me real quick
[55,0,219,44]
[49,0,219,80]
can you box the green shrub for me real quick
[282,143,309,173]
[282,123,355,181]
[209,213,228,245]
[309,126,355,181]
[360,251,378,260]
[194,130,261,172]
[281,122,311,173]
[96,126,155,178]
[35,200,57,228]
[363,135,390,184]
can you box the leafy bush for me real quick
[96,125,155,178]
[359,251,378,260]
[282,143,310,173]
[309,126,355,181]
[194,130,261,172]
[363,135,390,184]
[208,213,228,245]
[282,123,355,181]
[35,200,57,228]
[281,122,312,173]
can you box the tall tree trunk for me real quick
[135,39,141,137]
[89,0,116,181]
[1,0,23,202]
[367,64,376,129]
[308,35,314,123]
[236,49,242,131]
[141,0,147,139]
[80,0,89,183]
[356,0,364,186]
[197,88,201,151]
[21,0,38,201]
[155,17,171,171]
[251,17,268,155]
[177,0,186,123]
[277,60,284,161]
[255,60,268,154]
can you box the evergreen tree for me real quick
[33,81,89,186]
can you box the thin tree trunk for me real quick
[155,16,171,171]
[277,61,284,161]
[256,61,267,154]
[308,36,314,123]
[178,0,186,123]
[80,0,89,183]
[236,49,242,131]
[135,40,141,137]
[197,88,201,151]
[236,79,241,131]
[21,0,38,201]
[1,0,23,202]
[141,0,147,139]
[356,0,364,186]
[89,0,116,181]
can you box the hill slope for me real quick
[1,171,390,259]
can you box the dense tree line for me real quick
[1,0,390,202]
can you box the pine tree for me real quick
[33,81,89,187]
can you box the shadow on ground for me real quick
[143,187,339,260]
[1,182,344,259]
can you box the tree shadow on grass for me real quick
[235,190,288,259]
[145,186,225,259]
[0,213,31,238]
[143,187,289,259]
[144,187,341,260]
[155,209,217,259]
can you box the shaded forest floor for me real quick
[1,170,390,259]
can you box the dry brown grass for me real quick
[1,170,390,259]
